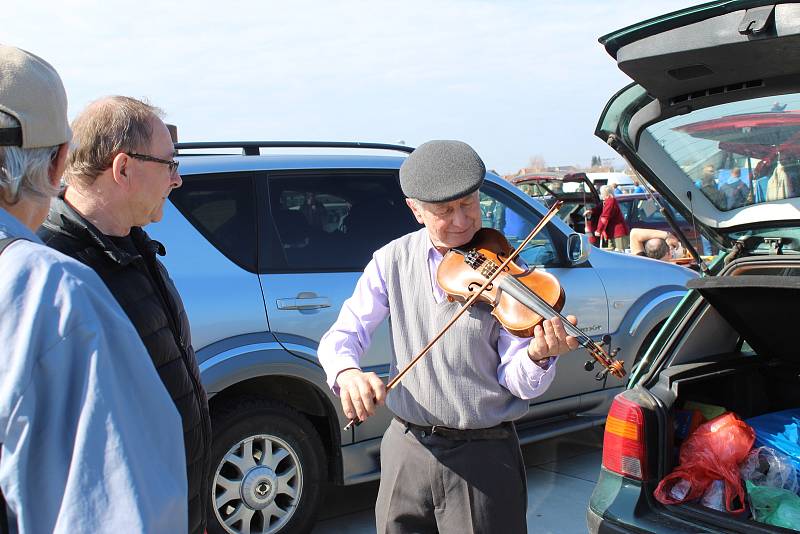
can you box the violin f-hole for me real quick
[468,281,492,292]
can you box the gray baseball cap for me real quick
[400,140,485,202]
[0,44,71,148]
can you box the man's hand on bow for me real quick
[336,368,387,422]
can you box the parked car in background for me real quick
[587,1,800,532]
[586,172,637,193]
[512,172,705,255]
[510,171,599,234]
[147,141,695,534]
[613,192,704,253]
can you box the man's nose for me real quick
[171,171,183,189]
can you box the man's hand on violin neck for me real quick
[336,368,387,422]
[527,316,580,363]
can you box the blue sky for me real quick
[5,0,703,174]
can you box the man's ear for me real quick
[405,198,425,225]
[48,143,69,188]
[111,152,131,187]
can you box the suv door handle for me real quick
[276,296,331,310]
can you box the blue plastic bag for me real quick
[746,409,800,474]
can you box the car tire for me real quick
[208,397,327,534]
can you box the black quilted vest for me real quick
[39,197,212,534]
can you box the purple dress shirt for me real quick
[317,233,557,400]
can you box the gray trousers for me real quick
[375,418,527,534]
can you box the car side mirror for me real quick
[567,233,590,265]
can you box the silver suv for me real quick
[147,141,697,534]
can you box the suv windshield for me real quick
[641,93,800,212]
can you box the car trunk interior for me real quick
[648,260,800,530]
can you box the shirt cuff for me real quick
[519,354,556,381]
[326,357,362,395]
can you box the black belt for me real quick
[394,416,513,441]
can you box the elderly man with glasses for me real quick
[38,96,212,534]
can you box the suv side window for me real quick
[169,172,257,271]
[479,185,560,266]
[264,171,418,272]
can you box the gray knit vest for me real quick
[383,228,529,429]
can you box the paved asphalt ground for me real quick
[312,426,604,534]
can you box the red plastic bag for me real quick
[654,412,755,514]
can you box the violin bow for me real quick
[343,201,564,431]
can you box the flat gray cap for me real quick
[400,140,485,202]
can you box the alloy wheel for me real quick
[213,434,303,534]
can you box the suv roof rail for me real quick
[175,141,415,156]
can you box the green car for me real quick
[588,1,800,533]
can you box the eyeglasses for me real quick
[127,152,179,175]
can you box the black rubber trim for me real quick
[175,141,414,155]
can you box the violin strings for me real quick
[497,275,615,365]
[499,275,590,343]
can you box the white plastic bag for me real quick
[669,478,691,501]
[740,446,799,494]
[701,479,725,511]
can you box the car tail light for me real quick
[602,394,646,480]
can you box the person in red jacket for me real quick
[594,185,630,250]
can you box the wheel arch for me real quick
[201,345,345,485]
[624,288,686,342]
[619,288,689,376]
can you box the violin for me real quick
[438,227,625,380]
[438,228,564,338]
[342,201,624,431]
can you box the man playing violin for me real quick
[318,140,580,533]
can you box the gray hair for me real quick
[644,238,669,260]
[409,198,432,210]
[599,185,612,197]
[65,96,163,186]
[0,111,60,205]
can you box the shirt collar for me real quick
[426,235,444,263]
[424,234,448,303]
